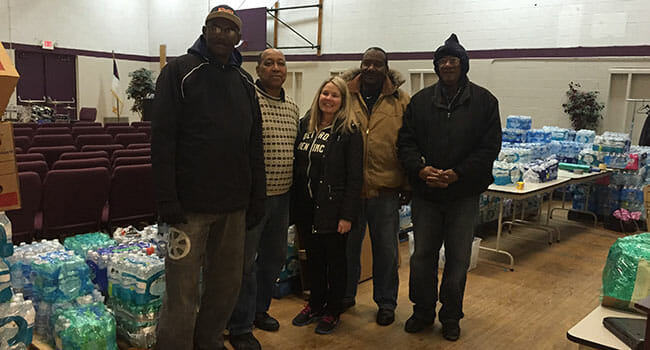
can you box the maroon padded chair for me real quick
[7,171,42,244]
[105,126,136,138]
[17,153,45,163]
[71,127,106,140]
[126,143,150,150]
[108,164,155,227]
[78,108,97,122]
[74,122,101,127]
[59,151,109,161]
[31,134,74,148]
[111,148,151,164]
[81,144,124,157]
[135,126,151,139]
[114,133,148,147]
[35,127,70,135]
[13,123,37,130]
[14,147,23,154]
[13,136,31,151]
[28,146,76,168]
[112,156,150,168]
[52,158,110,170]
[40,167,110,238]
[75,134,114,149]
[131,121,151,128]
[16,161,48,183]
[13,128,34,138]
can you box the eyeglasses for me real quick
[437,57,461,66]
[207,24,239,37]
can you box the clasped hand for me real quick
[418,166,458,188]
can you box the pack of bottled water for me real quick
[114,225,167,258]
[277,225,299,283]
[110,298,158,348]
[7,240,64,299]
[0,293,34,350]
[86,242,155,294]
[593,132,631,153]
[33,291,104,345]
[108,254,165,307]
[525,129,552,143]
[0,214,13,261]
[30,250,94,304]
[522,156,559,183]
[63,232,116,259]
[578,149,599,167]
[502,128,527,143]
[598,152,631,169]
[52,301,117,350]
[575,129,596,144]
[506,115,532,130]
[492,161,522,186]
[542,126,572,141]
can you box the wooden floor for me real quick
[243,210,632,350]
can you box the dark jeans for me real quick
[156,210,246,350]
[409,195,479,323]
[229,193,290,335]
[297,223,348,316]
[345,191,400,310]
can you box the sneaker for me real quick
[404,314,434,333]
[315,314,339,335]
[292,305,321,326]
[228,332,261,350]
[376,308,395,326]
[254,312,280,332]
[442,321,461,341]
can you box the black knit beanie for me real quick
[433,33,469,76]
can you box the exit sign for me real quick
[42,40,54,50]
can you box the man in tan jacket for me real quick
[341,47,410,326]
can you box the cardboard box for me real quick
[0,123,20,211]
[0,43,19,117]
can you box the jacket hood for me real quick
[341,68,406,96]
[188,35,243,66]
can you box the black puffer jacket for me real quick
[292,117,363,234]
[152,36,265,224]
[397,79,501,202]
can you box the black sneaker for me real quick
[228,332,261,350]
[292,305,321,326]
[376,308,395,326]
[442,321,460,341]
[315,314,339,335]
[404,314,434,333]
[254,312,280,332]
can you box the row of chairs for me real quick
[16,140,150,168]
[16,149,151,184]
[14,125,152,139]
[14,133,150,150]
[9,151,154,243]
[13,121,150,129]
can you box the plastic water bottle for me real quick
[0,212,13,258]
[0,258,12,303]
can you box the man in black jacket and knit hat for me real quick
[152,5,265,350]
[397,34,501,340]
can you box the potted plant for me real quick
[562,82,605,130]
[126,68,155,120]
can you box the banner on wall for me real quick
[111,55,124,117]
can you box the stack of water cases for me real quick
[0,212,35,350]
[108,253,164,348]
[63,232,116,259]
[52,300,117,350]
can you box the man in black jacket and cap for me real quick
[152,5,265,350]
[397,34,501,341]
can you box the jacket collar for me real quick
[342,69,405,98]
[432,76,470,109]
[187,35,243,67]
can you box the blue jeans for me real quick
[156,210,246,350]
[229,193,290,336]
[409,195,479,323]
[345,191,400,310]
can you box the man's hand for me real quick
[441,169,459,184]
[419,166,448,188]
[337,219,352,234]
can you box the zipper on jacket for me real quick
[446,87,463,119]
[305,132,319,199]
